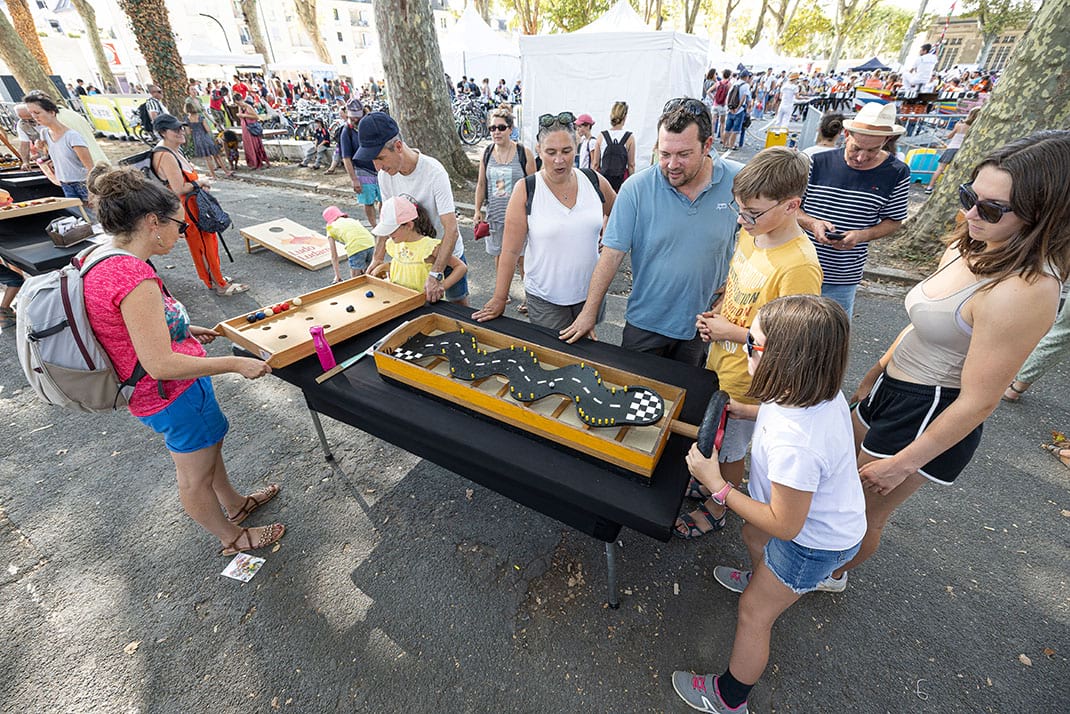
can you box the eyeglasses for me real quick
[488,124,510,132]
[958,183,1014,224]
[662,97,709,117]
[745,331,764,357]
[730,199,782,226]
[161,215,189,235]
[538,112,576,128]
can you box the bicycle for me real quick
[453,96,487,145]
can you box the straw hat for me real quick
[844,102,905,136]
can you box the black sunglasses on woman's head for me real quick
[538,112,576,128]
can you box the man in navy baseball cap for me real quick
[355,111,400,164]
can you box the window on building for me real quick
[938,47,960,71]
[440,17,447,29]
[361,33,370,47]
[333,8,340,21]
[989,46,1014,72]
[341,55,348,65]
[337,31,343,42]
[48,19,63,34]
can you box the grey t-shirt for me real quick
[43,127,90,183]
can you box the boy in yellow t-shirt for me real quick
[675,146,823,539]
[371,196,466,296]
[324,205,375,282]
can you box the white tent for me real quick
[576,1,647,33]
[519,1,708,168]
[440,7,521,84]
[349,44,385,83]
[738,39,796,73]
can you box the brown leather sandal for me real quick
[225,484,280,525]
[219,523,285,556]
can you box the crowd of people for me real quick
[5,58,1068,710]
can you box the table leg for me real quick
[604,540,620,609]
[308,409,335,462]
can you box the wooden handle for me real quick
[669,420,699,440]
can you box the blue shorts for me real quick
[0,264,24,287]
[763,537,861,594]
[347,247,373,273]
[444,252,468,301]
[136,377,229,453]
[356,183,381,206]
[724,111,745,133]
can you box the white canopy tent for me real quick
[179,42,264,67]
[439,7,520,84]
[267,60,340,77]
[348,44,385,83]
[738,39,798,73]
[519,1,708,168]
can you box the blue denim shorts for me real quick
[724,111,745,133]
[347,247,373,273]
[763,537,861,594]
[136,377,229,453]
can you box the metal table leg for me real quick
[605,540,620,609]
[308,409,335,462]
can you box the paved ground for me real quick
[0,178,1066,713]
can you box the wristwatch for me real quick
[711,482,733,507]
[428,271,444,282]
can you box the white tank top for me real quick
[524,169,604,306]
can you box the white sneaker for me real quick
[815,573,847,593]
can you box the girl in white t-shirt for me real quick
[672,295,865,714]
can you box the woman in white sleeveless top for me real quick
[473,112,615,336]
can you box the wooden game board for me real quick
[0,196,85,221]
[239,218,334,270]
[215,276,425,368]
[374,315,688,479]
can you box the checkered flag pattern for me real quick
[625,390,663,423]
[394,347,425,361]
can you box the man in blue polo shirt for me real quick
[560,98,742,366]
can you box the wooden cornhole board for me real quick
[240,218,333,270]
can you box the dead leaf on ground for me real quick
[272,542,281,553]
[123,640,141,654]
[465,488,474,500]
[1018,654,1032,667]
[1043,647,1056,658]
[271,696,279,709]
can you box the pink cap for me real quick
[322,206,347,224]
[576,113,595,126]
[372,196,419,236]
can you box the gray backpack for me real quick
[16,244,150,413]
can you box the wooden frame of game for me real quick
[0,197,86,221]
[215,276,424,368]
[373,315,687,479]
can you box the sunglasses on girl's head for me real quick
[663,97,708,116]
[958,183,1014,224]
[538,112,576,128]
[488,124,510,132]
[745,331,764,357]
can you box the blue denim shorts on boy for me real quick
[856,372,982,484]
[443,253,469,301]
[718,417,756,463]
[724,111,745,133]
[357,182,381,206]
[136,377,229,453]
[347,246,373,273]
[763,536,861,594]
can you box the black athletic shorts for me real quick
[856,372,982,484]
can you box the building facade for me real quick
[925,17,1027,73]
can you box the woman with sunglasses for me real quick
[151,114,249,297]
[473,106,536,312]
[83,166,285,557]
[473,112,615,333]
[821,131,1070,594]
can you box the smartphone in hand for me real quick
[826,231,846,241]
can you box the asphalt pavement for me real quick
[0,179,1066,713]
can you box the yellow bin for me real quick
[765,129,789,148]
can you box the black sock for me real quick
[716,668,753,709]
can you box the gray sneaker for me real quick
[713,566,751,593]
[815,572,848,593]
[672,672,749,713]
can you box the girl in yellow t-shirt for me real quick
[371,196,466,295]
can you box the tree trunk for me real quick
[239,0,270,70]
[976,32,997,69]
[894,0,1066,262]
[827,30,848,72]
[372,0,475,181]
[684,0,701,34]
[8,0,52,74]
[0,6,57,99]
[511,0,540,35]
[721,0,740,51]
[897,0,929,66]
[472,0,491,23]
[116,0,189,115]
[293,0,332,65]
[655,0,664,30]
[71,0,119,91]
[751,0,769,48]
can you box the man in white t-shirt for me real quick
[772,73,801,128]
[357,112,467,304]
[907,44,939,92]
